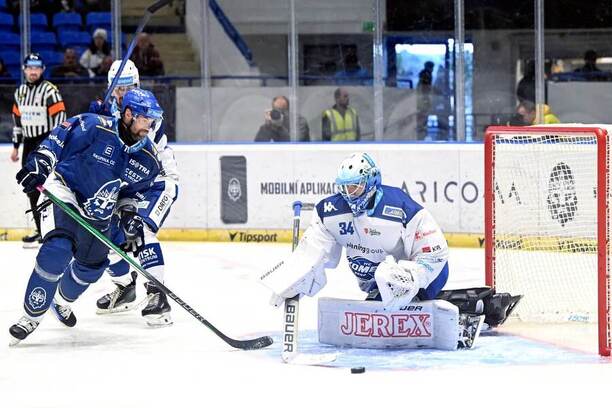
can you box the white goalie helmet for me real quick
[108,59,140,88]
[335,152,382,216]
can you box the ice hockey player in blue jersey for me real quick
[62,60,178,326]
[9,88,164,345]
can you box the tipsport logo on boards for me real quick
[228,231,279,243]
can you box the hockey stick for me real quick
[281,201,337,365]
[37,186,273,351]
[103,0,172,106]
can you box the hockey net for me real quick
[485,125,611,356]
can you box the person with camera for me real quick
[255,96,310,142]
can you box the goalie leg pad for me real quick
[318,297,461,350]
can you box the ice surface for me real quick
[1,242,610,408]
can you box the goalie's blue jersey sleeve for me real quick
[34,113,161,221]
[310,185,449,297]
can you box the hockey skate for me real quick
[9,316,40,346]
[141,282,172,327]
[96,272,139,314]
[22,232,42,249]
[457,314,485,349]
[51,300,77,327]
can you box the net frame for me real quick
[485,125,610,356]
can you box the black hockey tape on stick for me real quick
[37,186,273,350]
[102,0,172,106]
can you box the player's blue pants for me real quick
[23,204,111,317]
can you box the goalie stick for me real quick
[281,201,338,364]
[103,0,172,106]
[38,186,273,351]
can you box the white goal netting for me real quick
[486,125,611,355]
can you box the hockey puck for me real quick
[350,367,366,374]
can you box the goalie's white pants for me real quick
[318,297,461,350]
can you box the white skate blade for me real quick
[144,312,173,328]
[9,336,22,347]
[22,242,41,249]
[284,352,338,365]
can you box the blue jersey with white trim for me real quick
[34,113,161,221]
[89,96,179,231]
[309,185,449,293]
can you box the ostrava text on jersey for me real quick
[39,113,160,221]
[314,184,449,296]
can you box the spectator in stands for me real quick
[255,95,310,142]
[334,53,370,85]
[51,48,88,79]
[517,100,560,125]
[516,59,535,105]
[322,88,360,142]
[130,33,165,76]
[80,28,112,77]
[96,55,114,77]
[416,61,434,139]
[575,49,600,73]
[0,58,14,84]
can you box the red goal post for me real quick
[484,125,610,356]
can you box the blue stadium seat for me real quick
[86,12,111,32]
[19,13,49,32]
[58,31,91,48]
[0,32,20,51]
[0,50,20,67]
[0,0,7,11]
[0,11,13,31]
[52,12,82,31]
[31,32,58,51]
[37,50,64,69]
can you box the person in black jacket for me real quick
[255,95,310,142]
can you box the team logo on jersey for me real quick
[347,256,380,280]
[363,227,381,236]
[228,178,242,202]
[28,287,47,310]
[324,202,337,212]
[83,179,121,220]
[103,145,114,157]
[382,205,405,220]
[547,162,578,227]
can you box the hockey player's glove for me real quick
[16,153,53,194]
[88,99,104,114]
[120,208,145,253]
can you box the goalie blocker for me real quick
[318,288,521,350]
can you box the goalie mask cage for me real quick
[484,125,611,356]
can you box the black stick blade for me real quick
[228,335,274,350]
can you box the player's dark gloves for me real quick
[120,208,145,253]
[16,153,53,194]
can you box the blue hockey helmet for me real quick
[121,89,163,153]
[335,152,381,216]
[122,88,163,122]
[23,53,45,70]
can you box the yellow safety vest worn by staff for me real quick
[324,107,359,141]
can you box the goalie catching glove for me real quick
[16,152,53,193]
[375,255,426,311]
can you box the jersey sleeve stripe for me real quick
[48,101,66,116]
[12,103,20,116]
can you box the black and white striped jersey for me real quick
[12,79,66,144]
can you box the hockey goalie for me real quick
[260,152,521,350]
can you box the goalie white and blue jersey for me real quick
[310,185,449,299]
[34,113,161,222]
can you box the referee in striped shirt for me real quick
[9,53,66,247]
